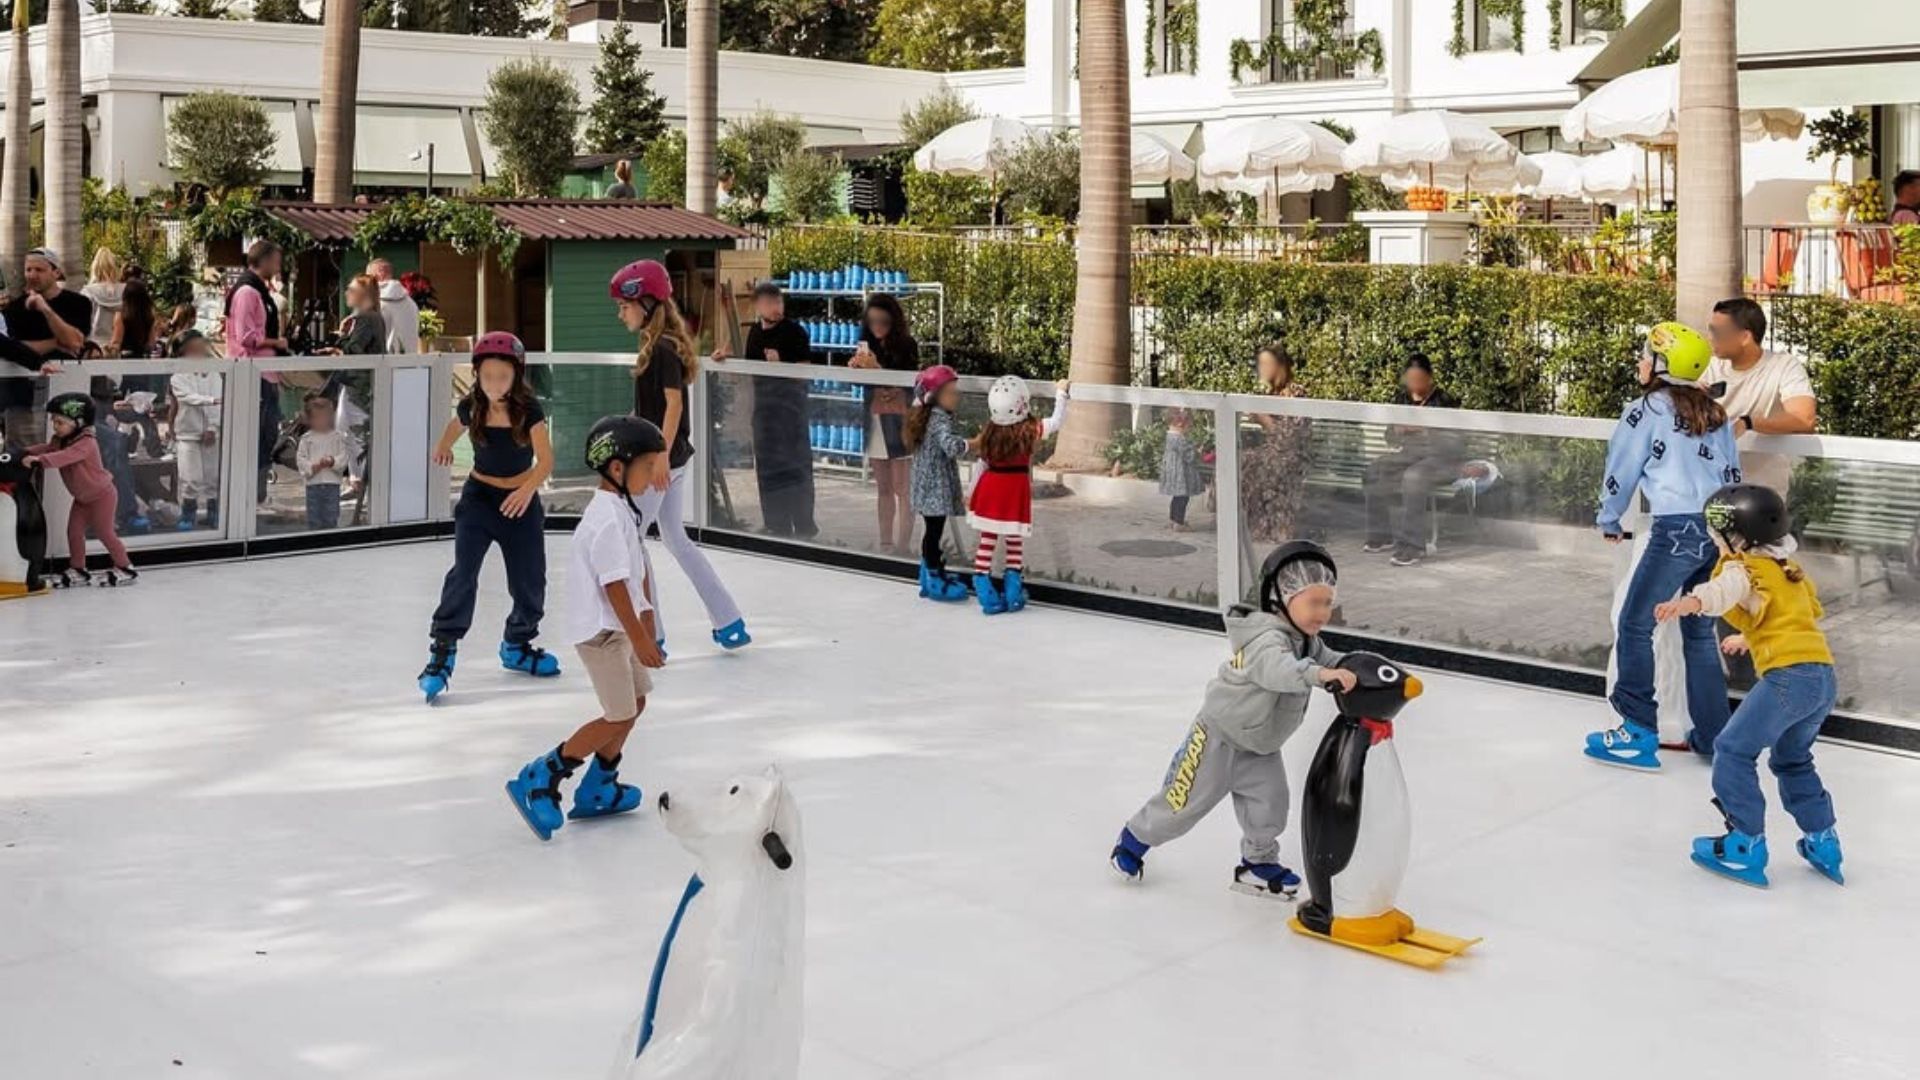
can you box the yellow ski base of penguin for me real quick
[1288,917,1481,970]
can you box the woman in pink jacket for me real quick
[24,393,137,587]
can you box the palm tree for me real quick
[1675,0,1741,327]
[1055,0,1131,467]
[684,0,716,214]
[44,0,80,274]
[315,0,363,204]
[1,0,31,294]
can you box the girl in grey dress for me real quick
[1159,409,1208,531]
[904,364,970,601]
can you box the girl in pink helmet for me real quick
[610,260,749,651]
[904,364,970,602]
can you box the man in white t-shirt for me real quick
[1703,297,1817,495]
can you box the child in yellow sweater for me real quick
[1655,483,1842,888]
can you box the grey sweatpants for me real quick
[1125,718,1290,865]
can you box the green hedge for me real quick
[772,226,1920,437]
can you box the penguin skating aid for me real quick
[1289,653,1480,970]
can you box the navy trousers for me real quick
[430,480,546,646]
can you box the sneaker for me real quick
[97,567,139,587]
[1584,723,1661,770]
[49,567,92,589]
[1389,547,1425,567]
[1360,541,1395,555]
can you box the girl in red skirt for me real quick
[968,375,1069,615]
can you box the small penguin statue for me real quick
[1289,652,1480,969]
[0,444,48,599]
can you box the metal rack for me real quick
[776,281,946,362]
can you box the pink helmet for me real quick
[610,259,672,303]
[915,364,959,402]
[472,331,526,367]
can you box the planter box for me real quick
[1354,211,1475,266]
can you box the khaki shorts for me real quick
[576,630,653,721]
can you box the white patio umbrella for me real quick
[1196,117,1348,195]
[1343,110,1521,190]
[1561,64,1806,148]
[1580,144,1667,206]
[1522,151,1588,200]
[1380,156,1544,196]
[1132,130,1196,184]
[911,116,1036,178]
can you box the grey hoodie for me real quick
[378,280,421,355]
[1198,606,1344,755]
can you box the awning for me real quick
[161,98,305,176]
[262,202,373,244]
[482,199,750,242]
[1575,0,1678,86]
[355,106,474,178]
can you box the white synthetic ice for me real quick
[3,541,1918,1078]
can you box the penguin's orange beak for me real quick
[1402,675,1424,700]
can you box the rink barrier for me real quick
[7,354,1919,752]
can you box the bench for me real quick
[1802,461,1920,594]
[1303,425,1504,550]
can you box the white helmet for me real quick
[987,375,1032,426]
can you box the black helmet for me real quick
[1704,484,1790,550]
[584,415,666,475]
[1257,540,1338,617]
[46,393,95,429]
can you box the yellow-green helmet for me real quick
[1646,321,1712,384]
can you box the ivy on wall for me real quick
[1450,0,1526,57]
[1143,0,1198,76]
[1228,0,1382,83]
[1549,0,1625,50]
[352,195,523,267]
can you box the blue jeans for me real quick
[305,483,341,530]
[1609,514,1729,747]
[1712,663,1837,837]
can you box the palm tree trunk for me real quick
[1,0,32,296]
[43,0,79,274]
[315,0,362,205]
[1054,0,1130,467]
[684,0,716,215]
[1675,0,1742,327]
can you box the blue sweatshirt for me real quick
[1597,390,1742,535]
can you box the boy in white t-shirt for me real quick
[295,393,361,530]
[1705,298,1818,494]
[505,415,668,842]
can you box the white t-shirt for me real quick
[569,490,653,646]
[1703,350,1815,495]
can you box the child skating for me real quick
[1655,484,1845,887]
[611,259,750,652]
[967,376,1069,614]
[506,416,668,841]
[1111,541,1355,898]
[24,393,138,587]
[1586,322,1742,770]
[1160,409,1207,532]
[904,364,970,602]
[419,333,558,702]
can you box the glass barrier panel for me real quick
[1237,408,1616,672]
[0,373,48,448]
[520,362,630,516]
[256,368,375,536]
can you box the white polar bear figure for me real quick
[611,766,804,1080]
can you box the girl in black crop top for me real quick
[417,335,562,699]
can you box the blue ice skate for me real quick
[568,753,643,821]
[1232,860,1302,899]
[1584,722,1660,770]
[919,563,969,603]
[712,618,752,650]
[975,573,1007,616]
[499,640,561,677]
[418,639,457,703]
[1797,827,1845,885]
[506,747,574,841]
[1691,829,1769,887]
[1110,827,1148,882]
[1003,569,1028,612]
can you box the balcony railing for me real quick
[1745,224,1908,302]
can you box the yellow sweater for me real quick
[1695,553,1834,674]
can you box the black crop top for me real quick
[458,398,545,477]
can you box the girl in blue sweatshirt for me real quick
[1585,322,1743,770]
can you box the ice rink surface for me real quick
[3,540,1918,1079]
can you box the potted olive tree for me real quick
[1806,109,1871,225]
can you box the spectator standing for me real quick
[1361,355,1463,567]
[368,258,421,355]
[1703,297,1817,497]
[332,274,389,356]
[169,329,223,531]
[110,278,162,360]
[713,282,816,537]
[1240,345,1313,545]
[296,392,360,530]
[847,293,920,555]
[606,159,639,199]
[226,240,291,506]
[81,248,125,350]
[1890,170,1920,226]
